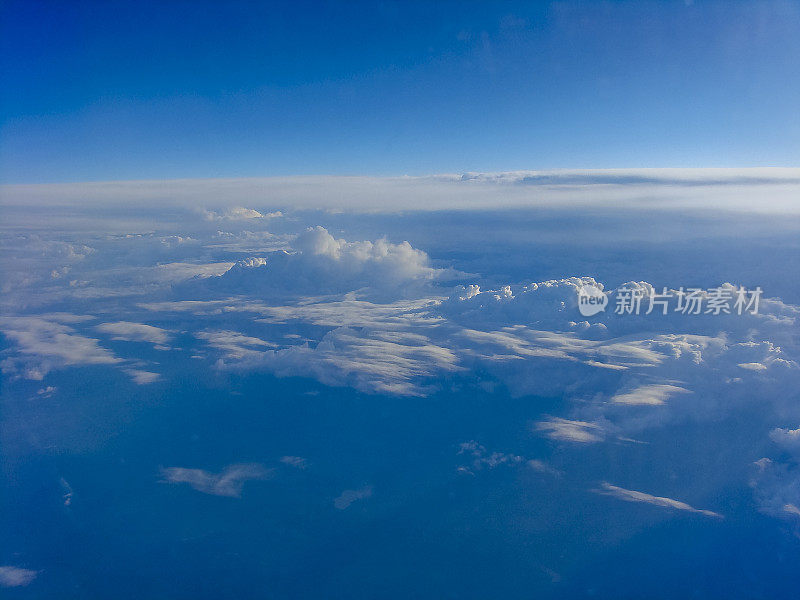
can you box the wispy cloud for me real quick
[611,383,690,406]
[95,321,172,345]
[160,464,271,497]
[280,456,309,469]
[4,169,800,214]
[0,566,37,588]
[334,485,372,510]
[593,482,722,518]
[535,417,605,443]
[125,369,161,385]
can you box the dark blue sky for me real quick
[1,0,799,182]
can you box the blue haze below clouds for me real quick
[5,367,800,599]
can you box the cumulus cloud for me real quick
[593,482,722,518]
[334,485,372,510]
[96,321,172,345]
[441,279,799,437]
[751,428,800,523]
[192,226,456,299]
[160,464,271,497]
[769,427,800,452]
[0,566,37,587]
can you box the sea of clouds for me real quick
[2,170,800,588]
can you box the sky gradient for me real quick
[2,0,799,182]
[4,4,800,597]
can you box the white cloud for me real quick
[160,464,271,497]
[593,482,722,518]
[334,485,372,510]
[4,169,799,214]
[0,315,120,379]
[752,428,800,523]
[769,427,800,452]
[611,384,690,406]
[125,369,161,385]
[224,326,462,396]
[0,566,37,587]
[195,329,276,359]
[5,174,800,549]
[197,226,453,299]
[202,207,282,221]
[96,321,172,345]
[535,417,606,443]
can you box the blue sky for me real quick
[1,0,799,182]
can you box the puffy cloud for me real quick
[0,566,37,588]
[151,271,800,417]
[193,226,455,299]
[442,279,800,436]
[769,427,800,452]
[95,321,172,345]
[593,482,722,518]
[160,464,271,497]
[751,428,800,524]
[334,485,372,510]
[444,278,604,328]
